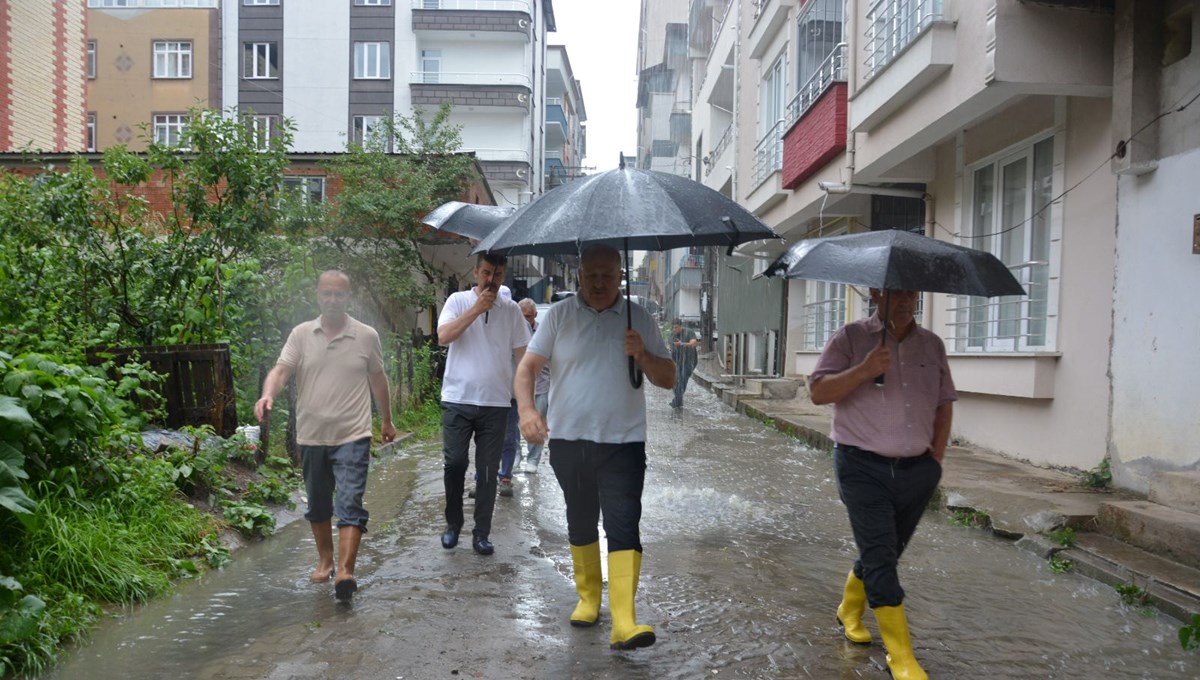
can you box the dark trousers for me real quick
[498,399,519,479]
[549,439,646,553]
[442,402,510,540]
[834,444,942,608]
[671,364,694,407]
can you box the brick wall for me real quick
[411,10,530,37]
[2,0,86,152]
[782,82,848,191]
[410,84,530,109]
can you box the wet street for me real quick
[47,386,1198,679]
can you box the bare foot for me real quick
[309,565,334,582]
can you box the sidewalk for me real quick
[691,365,1200,624]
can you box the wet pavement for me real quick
[46,387,1200,679]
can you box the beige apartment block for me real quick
[87,3,220,151]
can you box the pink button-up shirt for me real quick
[809,316,956,458]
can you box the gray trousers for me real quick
[442,402,510,540]
[834,444,942,608]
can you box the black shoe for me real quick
[334,577,357,602]
[472,537,494,555]
[467,487,476,499]
[441,526,460,549]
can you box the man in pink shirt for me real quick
[809,288,955,680]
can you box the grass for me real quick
[1048,527,1077,548]
[1048,556,1074,574]
[948,508,992,529]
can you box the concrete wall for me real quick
[949,96,1116,471]
[284,5,350,152]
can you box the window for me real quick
[796,0,843,89]
[754,54,786,185]
[354,42,391,79]
[420,49,441,84]
[960,135,1055,352]
[354,0,391,5]
[153,114,188,147]
[866,0,943,79]
[244,0,279,5]
[282,176,326,205]
[352,115,387,146]
[87,114,97,152]
[804,280,847,351]
[250,114,277,149]
[88,0,133,7]
[87,41,96,79]
[244,42,278,79]
[153,41,192,79]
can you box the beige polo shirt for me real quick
[278,315,385,446]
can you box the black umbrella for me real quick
[761,229,1025,385]
[761,229,1025,297]
[473,156,781,387]
[421,201,515,241]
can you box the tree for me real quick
[309,104,478,337]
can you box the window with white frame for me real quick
[354,42,391,79]
[249,114,277,149]
[88,0,132,7]
[420,49,441,84]
[153,114,188,147]
[753,53,786,185]
[959,135,1055,352]
[355,0,391,5]
[352,115,387,146]
[244,42,278,79]
[153,41,192,79]
[87,41,96,79]
[803,281,848,350]
[244,0,279,5]
[87,114,97,152]
[282,176,326,205]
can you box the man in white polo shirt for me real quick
[255,270,395,602]
[515,244,675,650]
[437,254,530,555]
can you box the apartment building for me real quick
[690,0,1200,492]
[544,44,585,191]
[85,0,221,152]
[0,0,88,152]
[638,0,707,328]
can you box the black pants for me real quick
[549,439,646,553]
[442,402,510,540]
[834,444,942,608]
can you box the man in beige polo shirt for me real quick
[255,270,395,602]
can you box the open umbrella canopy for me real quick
[471,167,780,257]
[421,201,515,241]
[761,229,1026,298]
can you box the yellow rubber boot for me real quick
[875,604,928,680]
[607,550,656,650]
[836,570,872,644]
[569,542,602,627]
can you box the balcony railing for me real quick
[412,0,531,11]
[785,43,846,128]
[546,97,562,106]
[864,0,944,80]
[545,150,563,160]
[410,71,532,88]
[946,260,1051,352]
[752,120,784,187]
[472,148,531,164]
[705,123,733,177]
[547,104,568,129]
[89,0,218,6]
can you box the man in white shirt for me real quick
[437,254,530,555]
[515,244,675,650]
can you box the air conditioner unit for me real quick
[518,18,529,28]
[517,93,528,103]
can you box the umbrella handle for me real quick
[629,357,644,389]
[874,290,889,387]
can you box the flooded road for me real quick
[47,386,1198,679]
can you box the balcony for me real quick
[410,72,532,110]
[752,120,783,189]
[863,0,945,81]
[704,122,733,187]
[546,100,567,146]
[411,0,532,40]
[785,44,846,129]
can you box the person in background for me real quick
[255,270,395,602]
[515,244,675,650]
[808,287,954,680]
[668,319,698,409]
[517,298,551,473]
[437,256,529,555]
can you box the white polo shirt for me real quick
[439,289,531,407]
[527,295,670,443]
